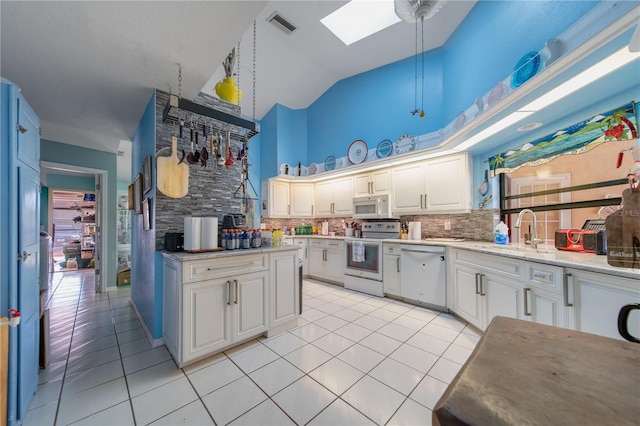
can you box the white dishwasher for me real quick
[400,245,446,310]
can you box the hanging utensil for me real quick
[478,194,493,209]
[478,169,490,196]
[225,130,234,168]
[198,122,207,166]
[186,125,199,165]
[216,128,225,166]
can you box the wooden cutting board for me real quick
[606,188,640,269]
[157,135,188,198]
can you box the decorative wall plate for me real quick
[324,155,336,171]
[347,139,368,164]
[376,139,393,158]
[394,134,416,154]
[453,113,466,132]
[486,82,507,109]
[511,51,540,88]
[308,163,317,175]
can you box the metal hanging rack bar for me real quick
[162,93,259,141]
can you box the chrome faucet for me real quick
[515,209,544,249]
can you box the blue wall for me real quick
[130,92,160,339]
[40,139,118,289]
[441,0,599,124]
[260,105,279,179]
[261,1,601,172]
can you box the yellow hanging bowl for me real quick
[215,77,243,105]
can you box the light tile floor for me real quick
[25,270,481,425]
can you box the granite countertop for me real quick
[161,245,298,262]
[382,238,640,280]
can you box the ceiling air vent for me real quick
[267,11,297,34]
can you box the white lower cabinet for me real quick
[163,251,298,367]
[308,239,344,283]
[524,287,564,327]
[270,251,299,329]
[383,244,401,297]
[449,249,524,331]
[565,269,640,340]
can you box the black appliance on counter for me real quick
[554,219,606,255]
[164,232,184,252]
[222,214,246,229]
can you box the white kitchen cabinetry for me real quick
[315,177,354,217]
[450,249,524,330]
[269,251,299,330]
[383,243,401,297]
[293,238,309,275]
[522,262,567,328]
[162,251,298,367]
[391,153,471,215]
[290,183,314,217]
[565,269,640,340]
[354,170,390,196]
[308,239,345,283]
[263,179,290,218]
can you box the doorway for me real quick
[50,190,96,272]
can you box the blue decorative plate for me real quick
[324,155,336,171]
[395,134,416,155]
[376,139,393,158]
[511,51,540,89]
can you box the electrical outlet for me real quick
[444,221,451,231]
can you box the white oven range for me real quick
[344,221,400,297]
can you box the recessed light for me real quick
[517,122,543,132]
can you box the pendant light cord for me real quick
[413,19,418,115]
[421,16,425,116]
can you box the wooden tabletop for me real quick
[434,316,640,426]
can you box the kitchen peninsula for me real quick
[162,246,300,367]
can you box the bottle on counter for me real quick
[234,229,241,249]
[262,228,272,247]
[220,229,228,249]
[251,229,261,248]
[225,229,233,250]
[241,229,251,249]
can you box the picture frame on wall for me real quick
[127,184,134,210]
[134,173,143,215]
[142,197,152,230]
[142,155,152,194]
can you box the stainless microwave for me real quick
[352,194,396,219]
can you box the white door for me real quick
[183,279,232,362]
[392,163,424,214]
[315,182,333,216]
[290,183,314,217]
[325,248,345,283]
[371,170,390,194]
[383,255,401,296]
[270,252,298,326]
[452,263,483,329]
[269,180,290,217]
[234,271,268,339]
[332,177,354,216]
[308,246,325,278]
[484,273,521,328]
[354,174,372,196]
[526,287,564,328]
[424,154,468,212]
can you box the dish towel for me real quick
[352,241,365,263]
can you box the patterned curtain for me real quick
[489,102,638,175]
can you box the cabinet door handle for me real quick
[563,272,573,307]
[475,273,481,295]
[524,287,532,316]
[227,280,232,305]
[288,205,290,214]
[312,205,314,215]
[423,193,428,209]
[234,279,239,304]
[479,274,486,296]
[397,257,400,273]
[324,249,327,261]
[420,194,424,209]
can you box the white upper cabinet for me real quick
[290,183,314,217]
[315,177,354,217]
[391,152,471,215]
[354,170,390,196]
[264,179,290,218]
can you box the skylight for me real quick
[321,0,400,46]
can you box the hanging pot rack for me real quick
[162,93,259,142]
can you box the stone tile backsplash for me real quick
[262,208,498,242]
